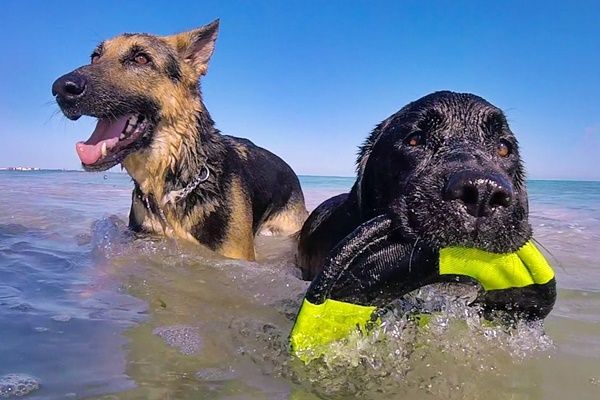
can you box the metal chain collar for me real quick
[142,163,211,233]
[162,164,211,206]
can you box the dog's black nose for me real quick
[444,171,513,217]
[52,73,87,101]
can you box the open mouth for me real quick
[75,114,149,169]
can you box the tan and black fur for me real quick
[52,20,308,261]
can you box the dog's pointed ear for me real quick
[167,19,220,76]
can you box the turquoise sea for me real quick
[0,171,599,399]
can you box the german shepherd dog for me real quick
[52,20,308,261]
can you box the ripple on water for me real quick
[0,286,21,309]
[0,374,40,398]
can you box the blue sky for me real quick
[1,0,599,179]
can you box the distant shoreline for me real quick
[1,169,599,183]
[0,167,78,172]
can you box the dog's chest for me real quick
[137,194,199,244]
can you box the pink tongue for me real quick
[75,115,132,165]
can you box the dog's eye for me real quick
[497,140,511,157]
[91,53,100,64]
[134,54,150,65]
[406,132,425,146]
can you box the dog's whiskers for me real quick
[532,237,566,272]
[408,236,421,274]
[43,108,65,126]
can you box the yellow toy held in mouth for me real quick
[290,232,556,363]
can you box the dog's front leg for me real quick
[217,219,256,262]
[128,188,147,233]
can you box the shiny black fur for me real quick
[298,91,531,280]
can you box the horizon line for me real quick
[2,169,600,183]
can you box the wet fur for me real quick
[54,20,308,261]
[297,91,531,280]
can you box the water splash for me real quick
[288,284,554,398]
[84,217,558,399]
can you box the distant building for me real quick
[0,166,41,171]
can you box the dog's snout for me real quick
[52,73,87,101]
[444,171,513,217]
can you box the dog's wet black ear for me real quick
[167,19,220,76]
[355,117,393,209]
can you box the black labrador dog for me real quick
[295,91,556,324]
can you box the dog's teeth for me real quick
[128,115,138,126]
[119,133,126,140]
[101,142,108,157]
[125,124,134,134]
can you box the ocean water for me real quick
[0,170,599,399]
